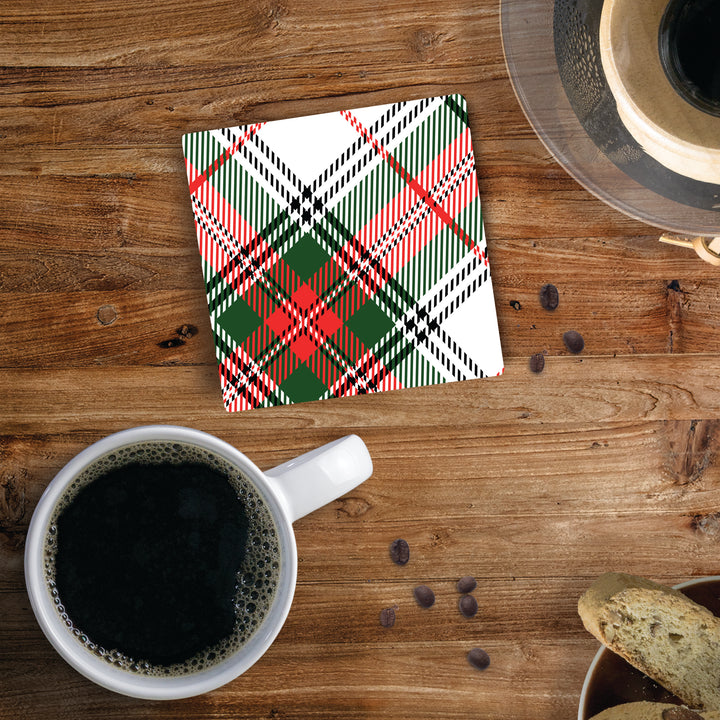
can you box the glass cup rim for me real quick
[24,425,299,700]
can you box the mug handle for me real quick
[264,435,373,522]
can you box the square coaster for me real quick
[182,95,504,412]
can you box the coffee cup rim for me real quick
[24,425,299,700]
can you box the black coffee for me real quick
[660,0,720,116]
[44,442,280,676]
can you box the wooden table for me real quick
[2,0,720,717]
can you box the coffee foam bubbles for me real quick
[43,441,281,677]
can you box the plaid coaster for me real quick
[182,95,504,412]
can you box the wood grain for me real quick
[2,0,720,717]
[4,254,720,365]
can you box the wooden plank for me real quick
[2,237,719,365]
[2,566,717,718]
[3,355,720,428]
[0,174,195,255]
[0,249,201,293]
[5,505,720,594]
[3,278,718,365]
[0,577,670,646]
[0,1,504,70]
[4,424,720,585]
[0,139,560,177]
[488,236,720,357]
[3,416,720,531]
[0,292,215,367]
[0,153,645,258]
[0,635,591,719]
[0,73,522,148]
[0,156,648,245]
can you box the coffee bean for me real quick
[539,283,559,311]
[459,594,478,618]
[467,647,490,670]
[389,538,410,565]
[509,300,522,311]
[529,353,545,374]
[413,585,435,608]
[457,575,477,594]
[379,607,396,628]
[563,330,584,354]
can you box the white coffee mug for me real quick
[24,425,373,700]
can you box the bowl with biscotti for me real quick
[578,572,720,720]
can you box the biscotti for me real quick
[579,573,720,711]
[589,701,720,720]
